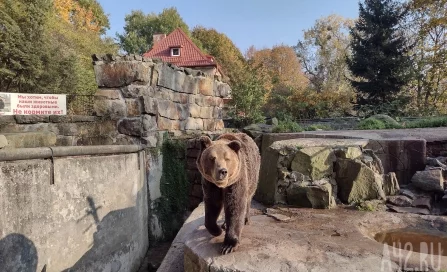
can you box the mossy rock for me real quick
[291,147,336,181]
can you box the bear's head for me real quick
[196,136,241,188]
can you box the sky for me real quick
[98,0,361,54]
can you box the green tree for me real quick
[0,0,51,92]
[192,26,246,85]
[117,7,193,54]
[0,0,117,102]
[229,65,268,125]
[347,0,413,115]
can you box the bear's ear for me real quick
[199,136,212,150]
[228,140,241,153]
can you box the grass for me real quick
[272,119,304,133]
[404,116,447,128]
[357,116,447,130]
[304,124,332,131]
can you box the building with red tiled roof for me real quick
[143,28,224,77]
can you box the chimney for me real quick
[153,33,166,47]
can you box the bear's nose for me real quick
[218,168,228,179]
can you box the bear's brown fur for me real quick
[196,133,261,254]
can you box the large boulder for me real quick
[286,181,334,209]
[291,147,336,181]
[335,159,386,204]
[411,169,444,193]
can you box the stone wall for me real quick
[0,146,148,272]
[186,138,204,210]
[92,54,230,147]
[0,55,230,149]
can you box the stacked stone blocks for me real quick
[93,54,230,147]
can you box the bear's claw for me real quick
[220,244,237,255]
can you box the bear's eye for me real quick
[210,156,216,162]
[224,157,230,161]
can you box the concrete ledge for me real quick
[0,145,143,161]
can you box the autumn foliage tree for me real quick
[405,0,447,115]
[54,0,110,34]
[248,45,308,117]
[192,26,247,86]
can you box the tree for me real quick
[54,0,110,34]
[117,7,194,54]
[228,65,268,125]
[248,45,308,117]
[0,0,117,99]
[347,0,413,114]
[405,0,447,115]
[192,26,246,86]
[295,14,354,93]
[0,0,51,92]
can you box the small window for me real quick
[171,48,180,56]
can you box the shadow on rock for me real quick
[0,233,38,272]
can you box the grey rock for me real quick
[158,100,179,120]
[142,115,157,133]
[387,205,430,215]
[291,147,336,181]
[399,189,416,200]
[141,97,158,115]
[121,85,153,98]
[94,61,152,87]
[412,197,432,211]
[334,147,363,159]
[335,159,386,204]
[117,118,142,136]
[286,182,333,209]
[93,99,126,120]
[383,172,400,196]
[411,169,444,193]
[14,115,49,124]
[95,89,122,100]
[0,135,8,148]
[386,195,412,207]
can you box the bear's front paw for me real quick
[220,236,239,255]
[205,223,222,236]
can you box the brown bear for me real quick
[196,133,261,254]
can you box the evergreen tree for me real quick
[347,0,413,113]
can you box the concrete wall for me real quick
[0,146,148,272]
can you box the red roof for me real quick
[143,28,219,70]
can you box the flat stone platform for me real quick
[300,127,447,142]
[159,201,447,272]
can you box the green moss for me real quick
[150,135,189,243]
